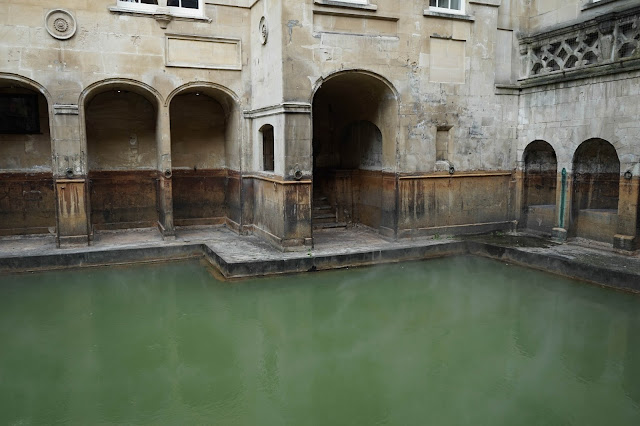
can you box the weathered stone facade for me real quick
[0,0,638,252]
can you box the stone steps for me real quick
[312,196,346,230]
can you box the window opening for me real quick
[429,0,464,14]
[261,125,275,172]
[167,0,199,8]
[116,0,203,17]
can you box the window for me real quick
[116,0,203,18]
[261,125,275,172]
[429,0,465,15]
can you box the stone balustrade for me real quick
[519,6,640,80]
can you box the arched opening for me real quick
[85,89,158,230]
[0,81,55,235]
[523,140,557,234]
[169,87,242,227]
[312,72,397,231]
[570,138,620,243]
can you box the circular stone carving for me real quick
[259,17,268,45]
[45,9,76,40]
[54,18,69,33]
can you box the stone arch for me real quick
[165,82,241,110]
[310,69,400,103]
[311,69,399,231]
[0,73,54,126]
[81,79,162,231]
[0,73,56,235]
[79,78,163,110]
[167,83,243,227]
[522,140,558,234]
[570,138,620,243]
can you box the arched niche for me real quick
[259,124,275,172]
[83,83,160,230]
[168,85,242,227]
[312,71,398,230]
[0,78,55,235]
[570,138,620,243]
[523,140,557,234]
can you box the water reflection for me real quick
[0,257,639,425]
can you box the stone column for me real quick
[552,167,571,242]
[156,105,175,239]
[53,104,90,246]
[614,172,639,252]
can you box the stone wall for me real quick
[0,0,638,251]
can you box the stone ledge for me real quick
[204,0,255,8]
[423,10,475,21]
[494,84,520,95]
[1,234,639,292]
[469,0,501,7]
[244,102,312,118]
[314,0,378,12]
[108,6,212,24]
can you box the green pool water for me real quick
[0,256,639,425]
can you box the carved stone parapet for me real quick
[519,6,640,80]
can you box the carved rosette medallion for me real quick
[45,9,77,40]
[259,17,268,45]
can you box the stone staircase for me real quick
[312,196,346,230]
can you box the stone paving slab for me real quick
[0,226,639,292]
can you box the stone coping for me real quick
[0,228,638,294]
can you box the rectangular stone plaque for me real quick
[165,34,242,70]
[313,11,398,37]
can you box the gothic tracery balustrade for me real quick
[519,7,640,80]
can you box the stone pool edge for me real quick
[0,240,637,294]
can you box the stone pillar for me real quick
[614,173,639,252]
[380,172,398,239]
[513,165,525,228]
[282,109,312,248]
[156,105,175,239]
[52,104,90,246]
[552,167,571,242]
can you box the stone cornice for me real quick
[244,102,312,119]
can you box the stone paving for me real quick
[0,225,639,285]
[0,225,443,261]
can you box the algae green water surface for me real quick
[1,256,639,425]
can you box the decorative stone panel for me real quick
[165,34,242,70]
[519,6,640,80]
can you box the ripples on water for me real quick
[0,256,638,425]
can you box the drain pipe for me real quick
[559,168,567,228]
